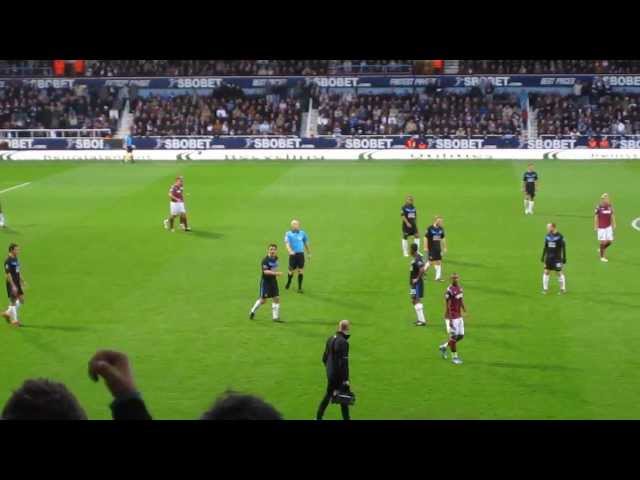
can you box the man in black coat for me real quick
[316,319,351,420]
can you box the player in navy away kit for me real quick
[424,216,447,281]
[409,243,428,326]
[541,223,567,295]
[249,244,283,322]
[2,243,25,326]
[401,195,420,257]
[439,273,466,365]
[522,163,539,215]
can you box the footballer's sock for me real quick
[543,273,550,290]
[15,300,20,310]
[440,342,449,350]
[169,217,175,229]
[272,303,280,320]
[529,201,535,214]
[599,243,605,257]
[0,213,4,226]
[250,299,262,314]
[298,274,304,290]
[435,265,442,281]
[286,274,293,288]
[448,338,457,353]
[182,216,189,229]
[524,199,528,213]
[413,238,420,249]
[604,241,612,251]
[402,239,409,256]
[559,274,566,291]
[8,306,17,323]
[414,303,426,324]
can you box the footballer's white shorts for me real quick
[170,202,186,216]
[446,317,464,337]
[597,227,613,242]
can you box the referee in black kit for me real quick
[316,320,351,421]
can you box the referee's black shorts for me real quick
[289,252,305,270]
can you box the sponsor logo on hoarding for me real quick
[5,139,34,149]
[306,77,359,88]
[249,138,302,149]
[251,78,288,87]
[26,79,75,89]
[454,76,513,87]
[540,77,576,86]
[602,76,640,87]
[68,138,104,150]
[528,139,577,149]
[167,78,223,89]
[344,138,393,149]
[104,79,151,87]
[389,78,414,86]
[162,138,213,149]
[432,138,484,149]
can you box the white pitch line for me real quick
[0,182,31,194]
[632,217,640,232]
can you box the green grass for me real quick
[0,159,639,419]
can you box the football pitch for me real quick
[0,159,639,420]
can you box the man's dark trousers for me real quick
[316,383,350,420]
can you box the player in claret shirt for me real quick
[541,223,567,295]
[439,273,466,365]
[163,176,191,232]
[522,163,539,215]
[249,244,283,322]
[401,195,420,257]
[594,193,616,263]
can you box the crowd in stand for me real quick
[0,81,121,132]
[0,60,52,76]
[459,60,640,75]
[316,91,523,136]
[131,92,303,136]
[532,91,640,136]
[87,60,332,77]
[85,60,416,77]
[5,73,640,139]
[6,60,640,77]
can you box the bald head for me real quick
[338,320,350,333]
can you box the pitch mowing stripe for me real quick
[0,182,31,194]
[632,218,640,231]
